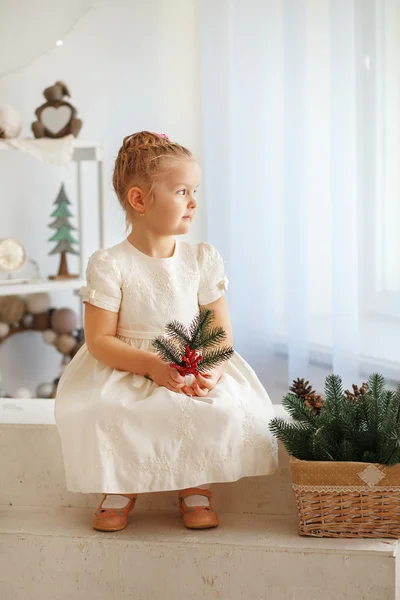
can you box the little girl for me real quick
[55,131,278,532]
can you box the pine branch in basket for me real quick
[271,373,400,464]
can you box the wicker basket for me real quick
[290,457,400,538]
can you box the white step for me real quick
[0,507,397,600]
[0,399,294,516]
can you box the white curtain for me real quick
[200,0,399,393]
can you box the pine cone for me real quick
[344,382,369,402]
[290,378,313,399]
[304,392,324,415]
[290,378,324,414]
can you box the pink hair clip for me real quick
[154,132,170,141]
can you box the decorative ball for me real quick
[43,329,57,345]
[36,382,54,399]
[14,387,32,399]
[0,295,25,325]
[23,313,33,327]
[0,322,10,339]
[0,104,22,139]
[51,308,77,334]
[26,293,51,315]
[32,312,50,331]
[55,333,77,355]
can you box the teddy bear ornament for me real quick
[32,81,82,139]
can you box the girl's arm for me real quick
[84,304,185,391]
[204,295,233,349]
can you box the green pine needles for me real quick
[269,373,400,465]
[152,308,234,376]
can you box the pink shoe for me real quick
[92,494,137,532]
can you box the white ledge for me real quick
[0,398,288,425]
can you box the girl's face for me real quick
[146,160,201,236]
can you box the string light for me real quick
[0,2,97,81]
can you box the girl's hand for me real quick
[182,367,224,397]
[148,357,185,392]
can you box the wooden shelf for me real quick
[0,279,85,297]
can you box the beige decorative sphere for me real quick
[36,382,54,399]
[26,293,51,315]
[43,329,57,345]
[0,295,25,325]
[51,308,77,334]
[0,322,10,339]
[15,387,32,399]
[55,333,77,355]
[0,104,22,139]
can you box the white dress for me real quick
[55,239,278,494]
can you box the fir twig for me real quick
[152,308,233,376]
[198,326,227,350]
[190,308,214,347]
[197,347,234,372]
[269,418,314,461]
[281,393,319,427]
[165,321,191,347]
[152,337,182,366]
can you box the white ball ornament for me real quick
[0,104,22,138]
[15,387,32,399]
[0,322,10,339]
[36,382,54,399]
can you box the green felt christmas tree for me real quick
[270,373,400,465]
[48,184,79,279]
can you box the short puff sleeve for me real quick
[79,250,122,313]
[197,242,229,305]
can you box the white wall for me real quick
[0,0,204,396]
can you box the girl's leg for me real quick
[182,484,210,507]
[102,495,134,509]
